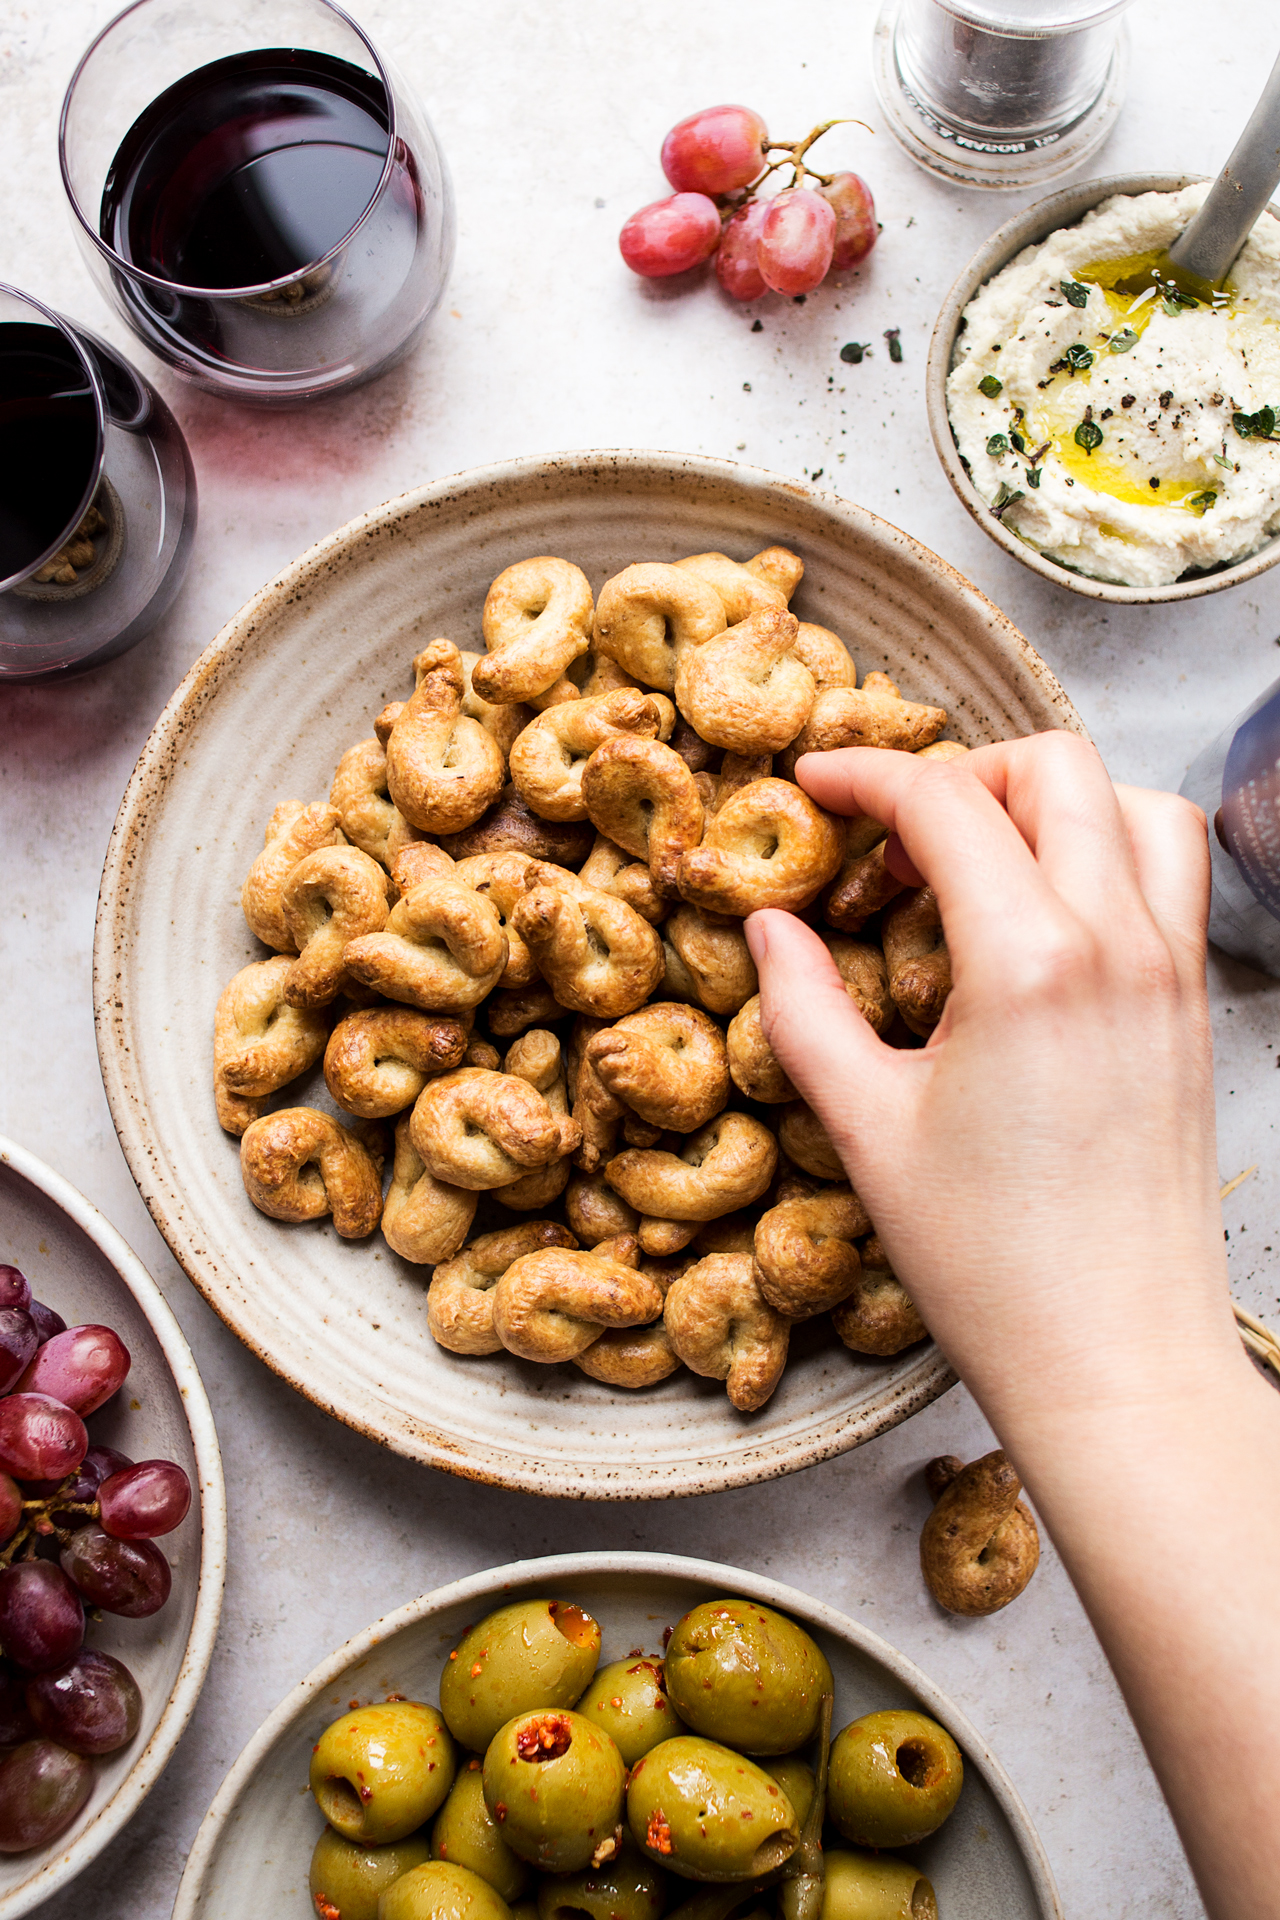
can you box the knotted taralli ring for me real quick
[241,799,342,951]
[744,544,804,601]
[426,1220,579,1355]
[585,1002,729,1134]
[438,782,594,869]
[214,958,331,1136]
[507,688,665,822]
[791,621,856,691]
[882,885,952,1037]
[239,1106,384,1238]
[831,1232,928,1355]
[458,648,534,756]
[344,875,508,1012]
[574,1314,682,1388]
[660,905,758,1016]
[663,1252,789,1411]
[825,934,895,1034]
[605,1111,777,1222]
[674,609,816,755]
[674,548,791,623]
[475,556,594,704]
[409,1065,578,1190]
[323,1006,470,1118]
[565,1168,640,1245]
[592,562,726,691]
[385,639,506,834]
[920,1450,1040,1616]
[280,845,390,1009]
[792,669,948,757]
[777,1102,846,1182]
[677,778,843,916]
[512,865,665,1018]
[381,1115,478,1264]
[451,850,544,989]
[725,994,796,1105]
[753,1185,872,1319]
[496,1029,579,1209]
[578,833,666,924]
[581,735,705,897]
[490,1245,664,1363]
[330,738,397,869]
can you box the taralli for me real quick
[475,556,594,704]
[664,1252,790,1411]
[792,670,948,757]
[426,1221,578,1354]
[586,1002,729,1133]
[496,1029,579,1208]
[330,738,396,867]
[822,814,901,933]
[490,1246,664,1363]
[744,544,804,600]
[592,561,726,690]
[239,1106,383,1238]
[214,958,331,1136]
[385,639,505,833]
[792,622,857,691]
[438,783,594,868]
[508,688,664,821]
[580,735,704,897]
[381,1116,478,1264]
[753,1185,872,1319]
[512,867,664,1018]
[883,886,952,1037]
[677,778,843,916]
[578,832,666,924]
[726,994,796,1104]
[706,751,774,816]
[452,850,543,989]
[323,1006,469,1119]
[831,1235,928,1355]
[344,876,508,1011]
[825,934,895,1034]
[920,1451,1041,1616]
[409,1066,576,1190]
[575,1317,682,1388]
[565,1169,639,1246]
[241,799,341,951]
[459,650,533,757]
[662,905,758,1015]
[674,548,788,622]
[777,1102,846,1182]
[486,981,563,1037]
[281,845,390,1009]
[605,1111,778,1222]
[673,609,816,755]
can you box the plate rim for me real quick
[93,447,1084,1498]
[172,1548,1064,1920]
[0,1134,227,1916]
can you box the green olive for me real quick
[536,1836,668,1920]
[482,1707,626,1873]
[441,1602,602,1753]
[821,1849,937,1920]
[309,1825,433,1920]
[510,1903,539,1920]
[312,1702,458,1846]
[432,1761,531,1902]
[758,1757,815,1831]
[577,1657,687,1766]
[378,1860,513,1920]
[663,1601,832,1755]
[627,1735,798,1881]
[827,1712,963,1849]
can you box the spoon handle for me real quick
[1168,48,1280,285]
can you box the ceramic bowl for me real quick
[173,1551,1062,1920]
[94,449,1084,1499]
[927,171,1280,605]
[0,1136,225,1916]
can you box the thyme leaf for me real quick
[1060,280,1089,308]
[986,433,1009,457]
[991,481,1025,518]
[1107,326,1139,354]
[978,373,1003,398]
[1074,419,1103,453]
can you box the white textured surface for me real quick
[1,0,1277,1914]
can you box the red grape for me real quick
[619,194,721,277]
[0,1473,22,1548]
[60,1525,171,1618]
[0,1561,85,1672]
[661,105,769,197]
[0,1395,87,1482]
[0,1268,31,1312]
[0,1740,93,1853]
[0,1665,34,1745]
[0,1310,38,1397]
[821,171,878,270]
[16,1325,130,1416]
[715,199,770,301]
[99,1459,191,1540]
[757,188,836,295]
[26,1650,142,1757]
[27,1302,66,1345]
[22,1443,134,1508]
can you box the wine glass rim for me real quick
[0,284,108,597]
[57,0,402,301]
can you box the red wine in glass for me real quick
[0,325,99,583]
[100,49,390,292]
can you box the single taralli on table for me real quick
[213,544,969,1410]
[305,1593,957,1920]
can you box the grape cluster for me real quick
[0,1262,192,1854]
[619,104,877,299]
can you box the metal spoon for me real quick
[1167,47,1280,286]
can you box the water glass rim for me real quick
[0,284,108,597]
[57,0,401,302]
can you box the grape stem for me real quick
[0,1480,101,1568]
[748,119,874,195]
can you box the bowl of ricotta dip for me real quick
[928,173,1280,602]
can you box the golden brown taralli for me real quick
[753,1186,872,1319]
[664,1252,790,1411]
[661,905,758,1015]
[512,868,664,1018]
[490,1246,664,1363]
[920,1450,1040,1616]
[214,958,331,1136]
[605,1111,778,1223]
[240,1106,383,1238]
[882,886,952,1037]
[580,735,705,897]
[475,556,594,704]
[674,608,815,755]
[427,1221,579,1354]
[437,783,595,867]
[241,799,342,951]
[677,778,843,916]
[344,876,508,1012]
[586,1002,729,1134]
[508,688,665,822]
[324,1006,470,1119]
[381,1115,478,1264]
[330,737,397,867]
[592,561,726,691]
[410,1066,574,1190]
[281,844,390,1009]
[385,639,505,833]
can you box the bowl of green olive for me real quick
[173,1554,1060,1920]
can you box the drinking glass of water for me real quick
[59,0,455,406]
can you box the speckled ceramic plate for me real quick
[0,1136,225,1916]
[172,1553,1063,1920]
[94,450,1084,1498]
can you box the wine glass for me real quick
[0,285,196,682]
[59,0,455,407]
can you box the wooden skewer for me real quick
[1219,1167,1280,1381]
